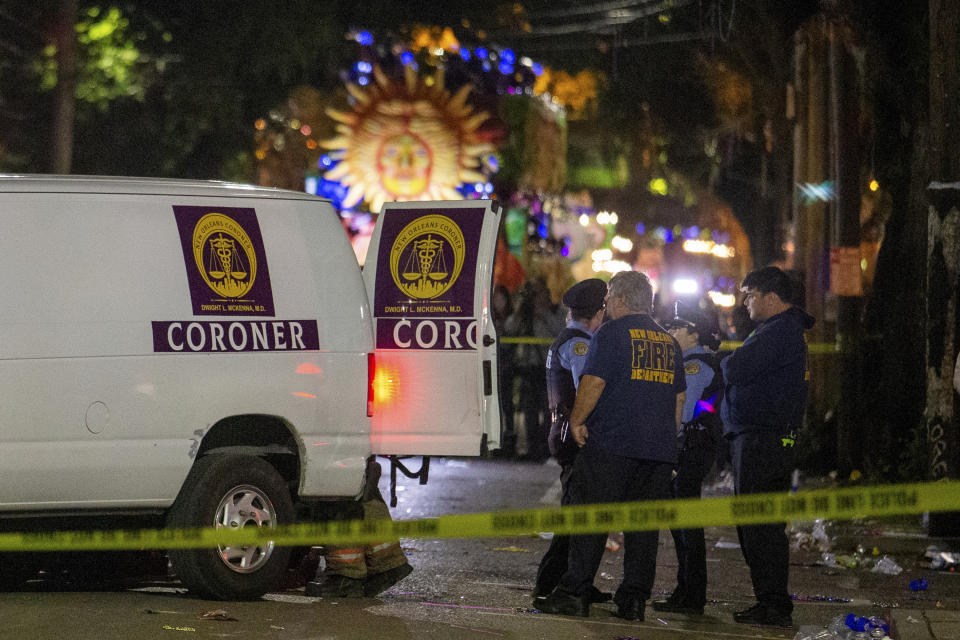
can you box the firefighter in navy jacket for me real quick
[721,266,814,628]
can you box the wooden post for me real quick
[50,0,76,174]
[795,18,833,444]
[828,20,864,475]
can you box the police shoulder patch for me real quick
[573,341,589,356]
[684,361,700,375]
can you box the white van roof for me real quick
[0,174,327,201]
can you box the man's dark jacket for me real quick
[720,306,815,435]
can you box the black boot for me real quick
[535,591,590,617]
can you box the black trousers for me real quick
[533,462,574,595]
[557,446,673,602]
[668,429,717,607]
[729,429,794,613]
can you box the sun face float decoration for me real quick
[322,66,493,212]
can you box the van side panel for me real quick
[0,192,371,510]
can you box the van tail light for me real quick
[367,352,375,417]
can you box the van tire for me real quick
[167,454,294,600]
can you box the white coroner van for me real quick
[0,175,501,599]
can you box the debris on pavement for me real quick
[197,609,238,621]
[926,545,960,571]
[714,540,740,549]
[491,546,530,552]
[872,555,903,575]
[605,538,621,552]
[161,626,196,632]
[791,519,834,552]
[791,625,833,640]
[909,577,929,591]
[791,593,852,603]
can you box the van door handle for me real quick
[482,335,495,347]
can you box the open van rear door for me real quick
[362,200,501,456]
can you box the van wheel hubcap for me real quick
[214,484,277,574]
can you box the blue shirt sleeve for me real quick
[558,337,592,389]
[582,323,616,382]
[681,358,714,422]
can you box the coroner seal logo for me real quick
[389,214,465,300]
[192,212,257,298]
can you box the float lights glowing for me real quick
[357,75,370,86]
[649,177,669,195]
[499,61,514,75]
[579,214,590,226]
[672,278,699,295]
[707,291,736,307]
[500,49,516,64]
[482,61,492,72]
[592,249,613,261]
[355,31,374,46]
[400,51,414,65]
[591,249,632,273]
[682,239,735,259]
[319,155,333,168]
[869,179,880,192]
[798,181,836,203]
[484,183,494,194]
[532,62,544,76]
[635,222,646,235]
[475,47,488,59]
[611,235,634,252]
[355,61,373,74]
[595,210,619,225]
[560,245,570,257]
[321,65,493,212]
[460,48,471,61]
[520,56,533,67]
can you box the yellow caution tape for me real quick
[1,481,956,552]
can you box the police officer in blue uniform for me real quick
[533,278,609,605]
[653,308,724,616]
[538,271,686,621]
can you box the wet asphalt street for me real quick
[3,457,959,639]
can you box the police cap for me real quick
[666,310,710,335]
[562,278,607,316]
[666,308,722,350]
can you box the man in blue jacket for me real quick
[722,266,814,629]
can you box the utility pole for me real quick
[794,17,832,446]
[50,0,76,174]
[828,18,864,475]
